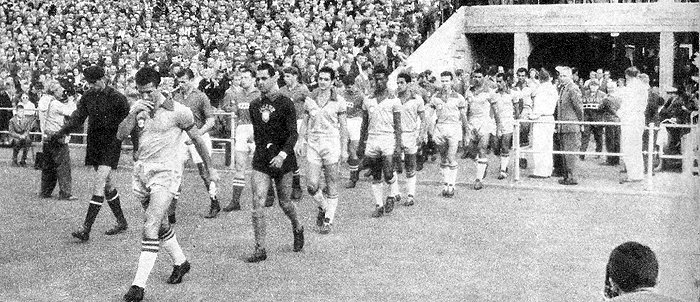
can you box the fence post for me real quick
[513,120,521,182]
[229,113,235,169]
[646,122,654,190]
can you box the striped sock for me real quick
[389,172,399,197]
[231,177,245,203]
[132,238,159,288]
[476,159,488,181]
[83,195,104,231]
[160,227,186,266]
[407,175,417,196]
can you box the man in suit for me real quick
[555,66,584,185]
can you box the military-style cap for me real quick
[83,65,105,83]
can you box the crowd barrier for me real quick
[513,119,700,191]
[0,107,237,168]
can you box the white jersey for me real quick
[399,94,425,132]
[493,90,519,134]
[364,96,402,136]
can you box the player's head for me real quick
[471,68,485,87]
[282,66,300,86]
[516,67,528,83]
[397,72,412,93]
[318,66,335,90]
[175,68,196,90]
[495,73,508,91]
[606,241,658,294]
[239,66,256,89]
[84,65,106,91]
[256,63,278,94]
[439,71,453,92]
[135,66,162,103]
[372,65,389,92]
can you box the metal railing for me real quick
[513,118,700,191]
[0,107,237,167]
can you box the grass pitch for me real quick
[0,147,697,302]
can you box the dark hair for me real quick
[440,71,453,80]
[318,66,336,80]
[624,66,640,78]
[257,62,276,77]
[135,66,161,87]
[606,241,658,292]
[516,67,528,74]
[472,68,486,76]
[572,67,579,76]
[239,66,256,78]
[538,68,551,82]
[397,72,412,83]
[175,68,195,79]
[282,66,300,76]
[495,73,506,80]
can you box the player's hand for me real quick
[294,140,307,157]
[270,153,286,168]
[130,99,154,115]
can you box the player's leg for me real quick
[275,172,304,251]
[497,133,513,180]
[444,132,459,196]
[382,152,397,214]
[125,186,179,301]
[71,165,111,241]
[319,137,341,233]
[346,140,360,188]
[434,128,450,196]
[306,143,326,229]
[246,170,271,263]
[401,131,419,206]
[473,132,490,190]
[104,168,128,235]
[224,125,252,212]
[366,155,385,217]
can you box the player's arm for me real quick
[337,95,349,159]
[199,94,216,136]
[117,100,153,141]
[490,93,502,128]
[279,97,298,161]
[512,93,521,120]
[183,111,218,182]
[416,95,428,143]
[357,98,370,157]
[393,100,402,149]
[54,94,88,137]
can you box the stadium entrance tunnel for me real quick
[466,33,514,73]
[527,32,660,80]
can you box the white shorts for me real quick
[185,132,212,164]
[132,161,182,205]
[365,134,395,158]
[307,135,341,166]
[235,124,255,153]
[347,117,362,142]
[401,131,419,155]
[433,123,461,146]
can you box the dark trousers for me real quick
[604,125,621,165]
[553,133,565,176]
[40,140,72,198]
[519,123,531,147]
[558,131,581,181]
[12,138,30,162]
[580,125,604,156]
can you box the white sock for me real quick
[500,156,509,172]
[132,238,159,288]
[371,183,384,206]
[161,233,186,266]
[325,197,338,224]
[389,172,399,197]
[312,190,327,210]
[442,167,449,189]
[407,175,417,196]
[476,160,488,181]
[449,167,458,186]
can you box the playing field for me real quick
[0,147,697,302]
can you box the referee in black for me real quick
[52,65,131,242]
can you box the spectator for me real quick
[527,68,558,178]
[604,241,684,302]
[615,67,648,183]
[8,103,33,167]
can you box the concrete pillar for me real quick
[658,31,674,97]
[462,34,474,73]
[514,33,532,71]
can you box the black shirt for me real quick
[250,92,298,177]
